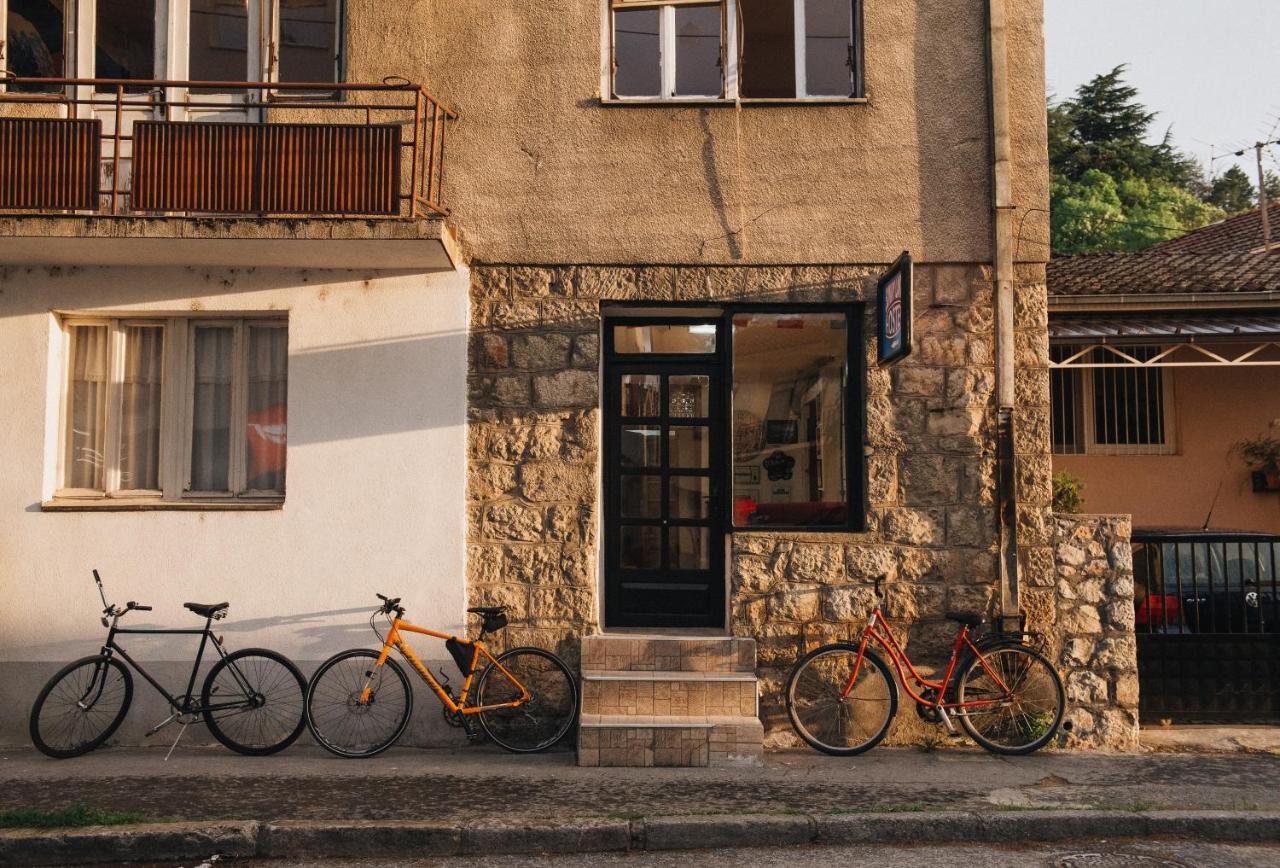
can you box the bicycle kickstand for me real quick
[164,719,190,762]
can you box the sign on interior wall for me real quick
[877,251,913,365]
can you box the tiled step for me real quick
[580,635,756,673]
[581,670,758,718]
[577,714,764,768]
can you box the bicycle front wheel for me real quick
[955,644,1064,755]
[305,649,413,758]
[30,656,133,759]
[202,648,307,755]
[786,643,897,756]
[476,647,578,753]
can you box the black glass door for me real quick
[604,322,725,628]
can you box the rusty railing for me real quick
[0,76,454,218]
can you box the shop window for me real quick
[731,311,850,527]
[57,315,287,505]
[4,0,67,91]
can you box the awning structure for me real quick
[1049,313,1280,368]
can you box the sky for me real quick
[1045,0,1280,181]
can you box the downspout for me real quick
[987,0,1020,626]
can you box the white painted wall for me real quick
[0,264,470,745]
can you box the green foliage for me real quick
[1052,471,1085,514]
[1208,166,1257,214]
[0,805,152,829]
[1233,435,1280,471]
[1049,66,1224,254]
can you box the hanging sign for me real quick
[877,251,913,366]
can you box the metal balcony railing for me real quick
[0,76,455,219]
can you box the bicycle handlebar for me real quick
[375,593,404,616]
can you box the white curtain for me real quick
[245,326,287,492]
[65,325,109,490]
[191,327,234,491]
[118,326,164,490]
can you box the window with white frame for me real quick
[58,315,288,503]
[1050,345,1175,456]
[607,0,861,101]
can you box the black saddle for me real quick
[467,606,509,634]
[184,601,229,618]
[467,606,506,616]
[945,611,984,628]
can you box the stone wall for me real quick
[466,264,1054,740]
[1044,514,1140,749]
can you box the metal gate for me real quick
[1133,532,1280,723]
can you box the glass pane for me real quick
[613,324,716,354]
[246,326,287,492]
[804,0,852,96]
[95,0,155,90]
[621,474,662,519]
[189,0,249,84]
[621,425,661,467]
[669,526,710,570]
[669,375,709,418]
[118,326,164,491]
[732,312,849,527]
[191,327,234,491]
[278,0,338,83]
[620,525,661,570]
[614,7,660,97]
[670,476,711,519]
[740,0,796,98]
[7,0,66,91]
[64,325,109,490]
[674,4,722,97]
[669,425,709,468]
[621,374,661,417]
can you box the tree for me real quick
[1208,166,1257,214]
[1266,170,1280,203]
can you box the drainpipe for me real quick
[987,0,1021,627]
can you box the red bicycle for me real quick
[786,580,1065,756]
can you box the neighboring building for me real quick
[1048,240,1280,725]
[3,1,1137,760]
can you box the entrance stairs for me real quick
[577,634,763,767]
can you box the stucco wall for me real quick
[341,0,1049,265]
[0,265,470,746]
[1055,366,1280,533]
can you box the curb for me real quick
[2,810,1279,865]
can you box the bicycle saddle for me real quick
[184,601,229,618]
[945,611,983,628]
[467,606,507,616]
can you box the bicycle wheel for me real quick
[955,644,1064,755]
[786,643,897,756]
[30,656,133,759]
[476,647,578,753]
[305,649,413,758]
[202,648,307,756]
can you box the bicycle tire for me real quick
[305,649,413,758]
[202,648,307,756]
[955,644,1064,756]
[786,643,898,756]
[30,655,133,759]
[476,647,578,753]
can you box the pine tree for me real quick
[1207,166,1257,214]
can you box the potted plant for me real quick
[1234,434,1280,492]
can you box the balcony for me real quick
[0,77,458,269]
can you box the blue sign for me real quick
[877,251,913,365]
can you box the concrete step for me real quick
[580,635,756,673]
[580,670,758,718]
[577,714,764,768]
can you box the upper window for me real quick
[607,0,861,101]
[57,315,287,505]
[4,0,67,91]
[1051,345,1175,456]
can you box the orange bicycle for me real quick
[786,579,1064,756]
[304,595,578,757]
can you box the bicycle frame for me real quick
[363,617,530,715]
[843,608,1014,712]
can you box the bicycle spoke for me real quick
[305,651,411,757]
[787,648,894,755]
[33,658,131,757]
[477,650,577,753]
[957,647,1063,753]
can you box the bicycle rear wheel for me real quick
[305,649,413,758]
[202,648,307,755]
[786,643,897,756]
[30,656,133,758]
[955,645,1064,755]
[476,647,578,753]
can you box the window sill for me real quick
[598,96,869,108]
[41,498,284,512]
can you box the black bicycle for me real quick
[29,570,307,759]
